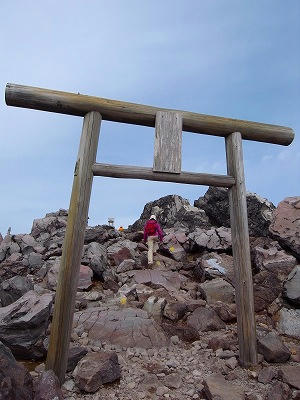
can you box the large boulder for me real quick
[33,370,63,400]
[129,194,211,231]
[195,187,275,237]
[45,258,93,291]
[187,306,226,332]
[0,276,34,307]
[283,265,300,306]
[131,269,187,292]
[82,242,108,278]
[203,373,245,400]
[0,341,33,400]
[269,197,300,258]
[277,308,300,340]
[72,307,167,349]
[106,239,138,266]
[189,227,232,252]
[0,290,54,359]
[253,270,281,312]
[84,224,119,244]
[199,278,235,304]
[31,209,68,240]
[252,241,297,281]
[197,252,235,284]
[73,351,121,393]
[257,329,291,363]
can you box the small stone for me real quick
[128,381,136,389]
[225,357,238,370]
[171,335,180,345]
[62,379,75,391]
[156,386,169,396]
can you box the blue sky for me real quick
[0,0,299,234]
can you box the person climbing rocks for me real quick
[143,214,163,266]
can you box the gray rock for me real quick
[82,241,108,278]
[283,265,300,306]
[107,239,138,266]
[257,330,290,363]
[265,381,292,400]
[33,370,63,400]
[253,270,281,312]
[187,307,226,332]
[0,340,33,400]
[277,308,300,340]
[143,296,166,321]
[203,373,245,400]
[279,366,300,389]
[67,346,88,372]
[73,307,167,348]
[269,197,300,258]
[73,351,121,393]
[132,269,187,291]
[189,227,232,251]
[257,366,277,383]
[129,194,211,231]
[199,278,235,304]
[0,275,34,307]
[31,212,68,239]
[0,290,54,359]
[195,187,275,237]
[116,259,137,274]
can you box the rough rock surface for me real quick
[73,351,121,393]
[187,307,226,332]
[33,370,63,400]
[253,270,281,312]
[189,227,232,251]
[199,278,235,304]
[0,275,33,306]
[279,365,300,389]
[265,381,292,400]
[195,186,275,236]
[0,341,33,400]
[203,373,245,400]
[283,265,300,306]
[257,330,290,363]
[82,241,108,278]
[0,290,53,359]
[269,197,300,258]
[277,308,300,340]
[73,307,167,348]
[130,194,211,231]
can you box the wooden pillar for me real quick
[225,132,257,367]
[45,111,101,384]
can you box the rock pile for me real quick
[0,188,299,400]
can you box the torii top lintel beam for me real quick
[5,83,294,146]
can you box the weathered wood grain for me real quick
[45,111,101,384]
[92,162,235,187]
[5,83,294,145]
[225,132,257,367]
[153,111,182,173]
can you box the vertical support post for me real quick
[45,111,101,384]
[225,132,257,368]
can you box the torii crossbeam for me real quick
[5,83,294,385]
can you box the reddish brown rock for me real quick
[46,260,93,291]
[279,366,300,389]
[73,307,167,348]
[133,269,186,291]
[203,373,244,400]
[257,330,290,363]
[269,197,300,258]
[73,351,121,393]
[212,301,237,322]
[207,332,237,351]
[0,341,33,400]
[187,307,226,332]
[162,322,199,342]
[265,381,292,400]
[33,370,63,400]
[253,270,281,312]
[257,366,277,383]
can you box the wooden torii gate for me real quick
[5,83,294,385]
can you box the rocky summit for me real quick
[0,187,299,400]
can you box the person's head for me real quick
[150,215,156,220]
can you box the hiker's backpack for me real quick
[145,220,157,236]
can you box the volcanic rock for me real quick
[265,381,292,400]
[0,341,33,400]
[33,370,63,400]
[130,194,211,231]
[203,373,245,400]
[0,275,33,307]
[187,306,226,332]
[253,270,281,312]
[0,290,54,359]
[199,278,235,304]
[195,187,275,237]
[73,307,167,348]
[257,329,290,363]
[269,197,300,258]
[277,308,300,340]
[189,227,232,251]
[73,351,121,393]
[82,241,108,278]
[283,265,300,306]
[279,365,300,389]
